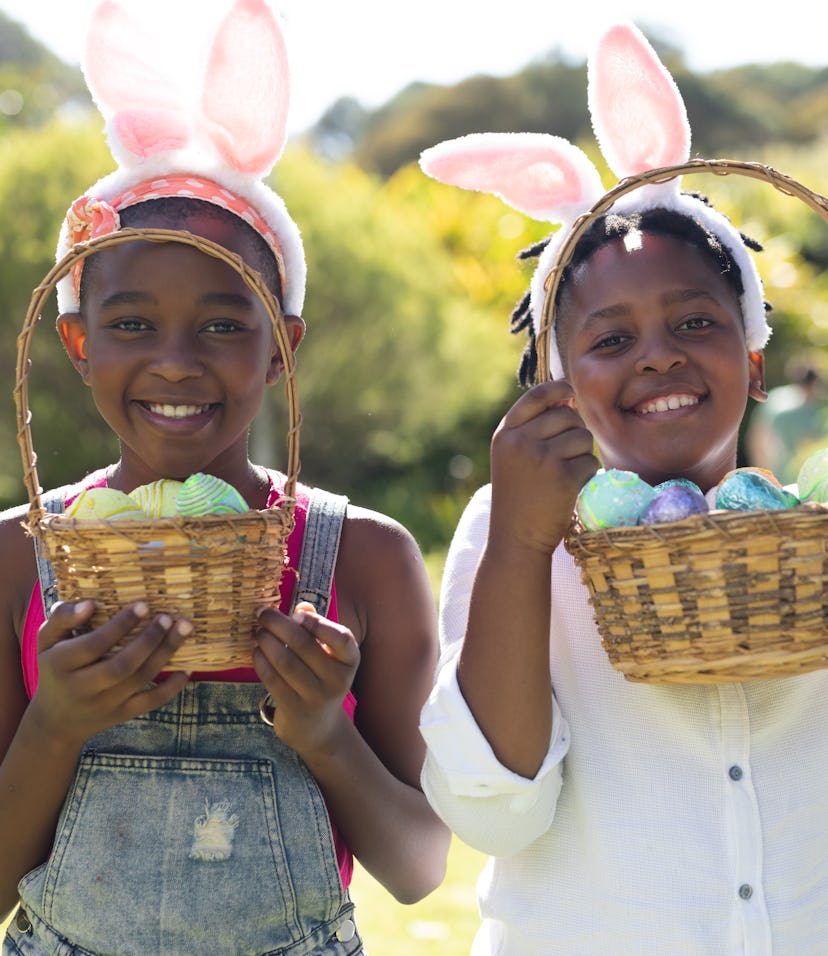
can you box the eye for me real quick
[202,318,244,334]
[592,332,630,351]
[111,317,151,332]
[679,315,713,331]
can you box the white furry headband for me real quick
[56,0,305,316]
[419,21,772,379]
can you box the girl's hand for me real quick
[490,379,599,553]
[253,601,360,759]
[28,600,191,747]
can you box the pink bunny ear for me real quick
[419,132,605,224]
[588,22,690,179]
[84,0,189,160]
[199,0,290,176]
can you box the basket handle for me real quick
[536,158,828,382]
[15,227,301,532]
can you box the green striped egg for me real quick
[175,473,249,516]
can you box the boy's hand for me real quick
[253,601,360,758]
[28,600,191,747]
[489,379,598,553]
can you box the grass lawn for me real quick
[1,837,485,954]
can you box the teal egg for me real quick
[577,469,656,530]
[715,470,799,511]
[175,473,249,517]
[797,447,828,503]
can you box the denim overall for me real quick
[5,488,364,956]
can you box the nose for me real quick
[147,332,204,382]
[634,331,686,375]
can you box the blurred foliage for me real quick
[3,14,828,552]
[0,11,89,129]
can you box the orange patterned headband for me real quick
[65,174,287,301]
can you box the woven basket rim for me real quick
[536,158,828,381]
[15,226,301,532]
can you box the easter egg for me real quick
[65,487,146,520]
[576,469,656,530]
[719,466,782,489]
[638,484,709,525]
[175,473,249,517]
[129,479,184,518]
[654,477,704,497]
[715,470,799,511]
[796,447,828,503]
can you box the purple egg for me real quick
[638,485,709,525]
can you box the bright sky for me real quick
[2,0,826,135]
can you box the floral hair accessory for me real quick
[419,21,771,380]
[66,196,121,298]
[56,0,305,316]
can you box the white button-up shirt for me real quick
[421,484,828,955]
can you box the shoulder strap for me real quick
[291,486,349,617]
[33,486,69,618]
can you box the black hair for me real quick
[511,197,768,387]
[78,196,283,308]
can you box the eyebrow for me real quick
[98,290,255,311]
[582,288,724,325]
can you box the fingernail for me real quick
[157,614,172,630]
[134,601,149,618]
[75,600,94,614]
[175,620,193,638]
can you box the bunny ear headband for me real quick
[55,0,305,316]
[419,21,771,380]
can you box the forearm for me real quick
[0,707,83,917]
[457,537,554,778]
[300,718,450,904]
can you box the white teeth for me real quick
[148,403,209,419]
[639,394,698,415]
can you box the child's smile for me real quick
[561,232,765,490]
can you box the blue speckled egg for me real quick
[577,469,656,530]
[175,473,249,516]
[797,448,828,503]
[716,470,799,511]
[638,484,709,525]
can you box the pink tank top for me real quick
[21,468,355,886]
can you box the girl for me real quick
[418,22,828,955]
[0,2,448,954]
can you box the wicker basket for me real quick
[15,228,301,671]
[537,159,828,683]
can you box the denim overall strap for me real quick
[291,487,348,616]
[32,486,68,619]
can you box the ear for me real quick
[588,21,691,179]
[419,132,605,223]
[266,314,305,384]
[199,0,290,175]
[84,0,189,162]
[57,313,90,383]
[748,350,768,402]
